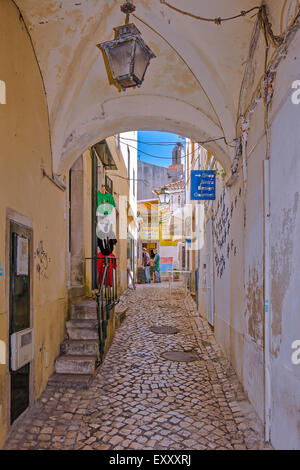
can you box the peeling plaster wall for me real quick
[241,134,265,422]
[211,125,266,437]
[241,1,300,449]
[267,29,300,449]
[212,0,300,449]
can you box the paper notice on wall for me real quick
[17,236,29,276]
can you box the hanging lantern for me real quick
[158,187,170,205]
[97,1,156,91]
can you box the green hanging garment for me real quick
[97,191,116,215]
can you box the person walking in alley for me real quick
[153,248,161,283]
[142,247,151,283]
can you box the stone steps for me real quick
[66,327,98,341]
[66,318,99,340]
[61,339,99,356]
[48,373,93,389]
[67,319,98,329]
[70,300,98,320]
[55,355,97,375]
[50,298,100,387]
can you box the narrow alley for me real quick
[4,284,268,451]
[1,0,300,452]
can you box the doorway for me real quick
[9,221,32,424]
[68,156,85,300]
[91,149,98,290]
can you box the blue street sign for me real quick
[0,262,4,277]
[190,170,216,200]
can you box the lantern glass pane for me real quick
[159,194,166,204]
[108,40,134,78]
[134,41,150,81]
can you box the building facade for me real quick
[137,161,172,201]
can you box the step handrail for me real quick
[95,256,119,363]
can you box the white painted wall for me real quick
[198,4,300,449]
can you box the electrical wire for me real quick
[118,138,186,146]
[259,5,284,48]
[109,173,150,186]
[119,135,236,147]
[122,140,199,160]
[113,145,224,192]
[160,1,261,25]
[117,136,236,162]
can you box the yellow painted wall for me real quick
[0,1,67,447]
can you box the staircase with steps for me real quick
[49,290,130,389]
[49,298,100,389]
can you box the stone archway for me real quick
[57,102,232,177]
[12,0,258,178]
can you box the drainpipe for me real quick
[263,159,271,443]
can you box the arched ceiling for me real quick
[14,0,262,174]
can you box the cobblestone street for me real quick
[4,284,269,450]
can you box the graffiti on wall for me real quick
[213,186,242,278]
[34,241,51,280]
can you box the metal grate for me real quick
[150,326,180,335]
[161,351,198,362]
